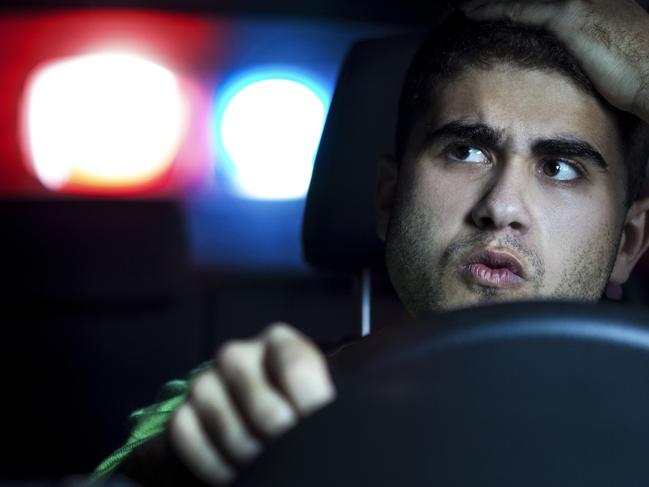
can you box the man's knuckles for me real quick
[263,325,335,415]
[263,321,305,344]
[208,323,333,435]
[168,403,192,445]
[248,394,298,437]
[187,372,235,439]
[169,403,235,485]
[188,371,224,409]
[279,360,336,415]
[183,371,262,468]
[165,324,336,485]
[222,430,262,464]
[215,340,260,374]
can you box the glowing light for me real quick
[23,53,187,191]
[216,73,328,200]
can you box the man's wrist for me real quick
[113,432,211,487]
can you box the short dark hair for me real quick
[396,11,649,208]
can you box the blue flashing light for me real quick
[213,67,330,200]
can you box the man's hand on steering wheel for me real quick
[167,323,336,485]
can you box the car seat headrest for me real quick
[302,33,426,273]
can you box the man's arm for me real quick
[462,0,649,123]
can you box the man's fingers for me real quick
[264,323,336,416]
[216,339,298,438]
[168,323,333,485]
[462,1,558,28]
[189,370,262,464]
[168,403,235,486]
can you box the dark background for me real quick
[2,0,649,479]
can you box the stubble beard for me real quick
[385,190,624,319]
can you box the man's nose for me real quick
[470,163,531,234]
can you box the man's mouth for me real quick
[460,248,526,289]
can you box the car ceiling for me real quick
[5,0,649,30]
[2,0,455,27]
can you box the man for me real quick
[95,1,649,485]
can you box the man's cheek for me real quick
[420,181,470,225]
[545,219,615,291]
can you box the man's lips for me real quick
[460,248,526,289]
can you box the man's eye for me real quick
[541,160,582,181]
[446,144,489,164]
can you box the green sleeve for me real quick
[91,360,212,480]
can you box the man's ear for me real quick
[375,154,399,242]
[609,196,649,284]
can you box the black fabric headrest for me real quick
[302,33,426,272]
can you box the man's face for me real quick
[382,65,629,317]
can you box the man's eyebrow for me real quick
[532,137,609,173]
[425,121,506,148]
[425,121,610,173]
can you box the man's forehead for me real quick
[427,65,623,162]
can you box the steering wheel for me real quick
[235,301,649,487]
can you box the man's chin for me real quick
[401,276,539,318]
[436,285,535,314]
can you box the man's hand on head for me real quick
[461,0,649,123]
[167,323,336,486]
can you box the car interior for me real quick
[2,0,649,485]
